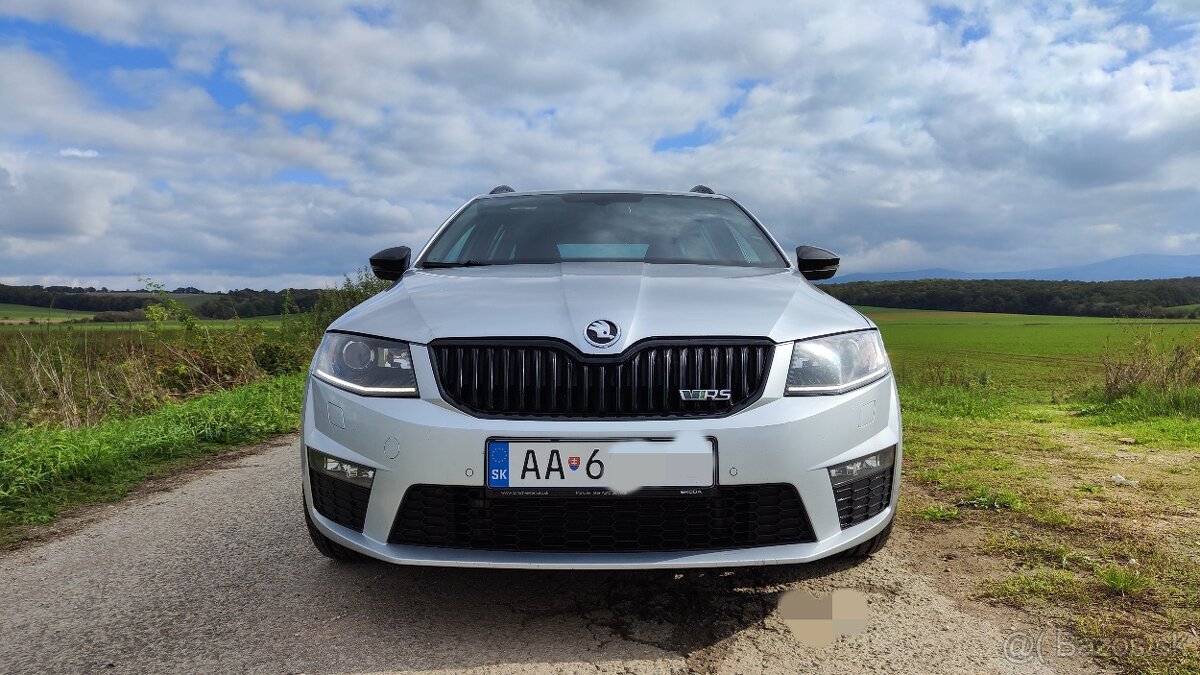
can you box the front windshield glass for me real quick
[421,194,788,268]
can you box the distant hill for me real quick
[831,254,1200,283]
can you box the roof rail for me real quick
[489,185,515,194]
[690,185,715,194]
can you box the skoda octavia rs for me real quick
[302,186,901,568]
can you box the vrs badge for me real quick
[679,389,733,401]
[568,456,581,471]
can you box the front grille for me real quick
[310,470,371,532]
[388,484,815,552]
[834,470,893,529]
[429,338,774,419]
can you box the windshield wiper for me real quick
[420,260,493,268]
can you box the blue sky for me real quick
[0,1,1198,289]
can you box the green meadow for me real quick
[0,314,283,332]
[0,303,94,323]
[870,308,1200,673]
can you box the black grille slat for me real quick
[645,349,656,411]
[389,484,815,552]
[834,470,894,529]
[429,338,773,419]
[309,470,370,533]
[734,345,744,398]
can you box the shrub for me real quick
[300,267,391,340]
[252,338,311,375]
[92,309,147,323]
[1101,332,1200,400]
[1085,332,1200,420]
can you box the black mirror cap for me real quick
[795,245,839,281]
[369,246,412,281]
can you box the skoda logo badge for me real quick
[584,319,620,348]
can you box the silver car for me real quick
[301,187,901,569]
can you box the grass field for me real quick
[868,307,1200,404]
[0,295,245,328]
[0,314,283,332]
[868,308,1200,673]
[0,303,94,323]
[72,291,222,310]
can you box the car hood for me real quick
[330,263,870,352]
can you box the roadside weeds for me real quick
[0,373,305,547]
[898,384,1200,674]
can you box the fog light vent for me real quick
[308,447,375,488]
[827,446,894,487]
[829,446,895,529]
[308,448,373,532]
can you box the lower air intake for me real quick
[389,484,815,552]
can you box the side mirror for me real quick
[369,246,411,281]
[795,245,839,281]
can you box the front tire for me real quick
[839,518,894,560]
[304,501,371,562]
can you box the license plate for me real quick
[486,436,715,493]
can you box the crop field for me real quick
[0,294,241,329]
[869,308,1200,673]
[73,291,222,309]
[868,307,1200,396]
[0,303,94,324]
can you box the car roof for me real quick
[473,189,731,200]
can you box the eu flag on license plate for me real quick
[488,441,510,487]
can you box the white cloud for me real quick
[0,153,137,250]
[58,148,100,158]
[0,0,1197,287]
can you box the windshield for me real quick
[421,194,788,268]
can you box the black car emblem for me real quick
[584,319,620,348]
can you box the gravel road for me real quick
[0,435,1103,674]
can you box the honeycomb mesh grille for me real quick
[388,484,815,552]
[428,339,774,419]
[833,470,893,529]
[310,470,371,533]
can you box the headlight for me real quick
[312,332,418,397]
[786,330,890,395]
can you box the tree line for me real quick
[192,289,321,319]
[0,284,322,319]
[822,277,1200,318]
[0,284,148,312]
[13,275,1199,321]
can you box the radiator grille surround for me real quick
[428,337,774,419]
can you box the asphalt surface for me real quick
[0,435,1102,674]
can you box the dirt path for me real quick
[0,435,1106,674]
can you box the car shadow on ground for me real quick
[307,554,865,670]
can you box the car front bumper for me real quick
[301,344,902,569]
